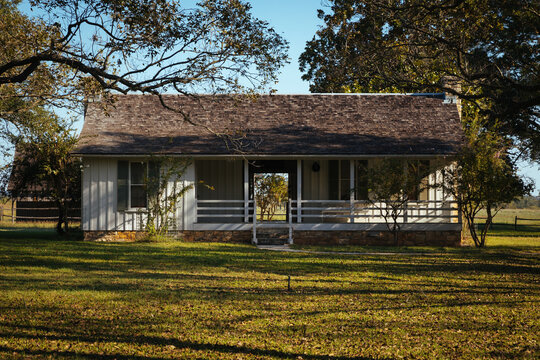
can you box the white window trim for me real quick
[128,161,148,211]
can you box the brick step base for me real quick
[254,228,289,245]
[257,238,288,245]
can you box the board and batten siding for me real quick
[302,160,330,200]
[82,158,196,231]
[196,159,243,200]
[195,159,243,223]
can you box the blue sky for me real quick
[247,0,325,94]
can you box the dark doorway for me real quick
[249,160,297,222]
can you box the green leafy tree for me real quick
[6,110,81,234]
[254,173,288,221]
[300,0,539,159]
[1,0,289,119]
[361,159,429,246]
[143,156,193,238]
[442,116,533,247]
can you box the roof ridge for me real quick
[106,93,444,97]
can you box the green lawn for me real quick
[0,229,538,359]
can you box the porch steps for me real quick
[254,228,289,245]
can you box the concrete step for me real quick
[254,228,290,245]
[256,237,288,245]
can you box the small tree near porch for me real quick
[142,156,193,238]
[361,159,430,246]
[442,121,533,247]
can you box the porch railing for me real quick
[196,199,460,225]
[295,200,460,224]
[196,198,460,245]
[196,200,253,223]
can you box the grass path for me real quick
[0,236,538,359]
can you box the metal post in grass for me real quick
[288,198,293,244]
[515,215,518,230]
[287,275,291,291]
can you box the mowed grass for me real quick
[0,232,539,359]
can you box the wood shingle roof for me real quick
[74,94,463,156]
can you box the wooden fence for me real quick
[477,215,540,231]
[512,216,540,230]
[0,200,80,222]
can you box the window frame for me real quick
[355,159,369,201]
[407,159,431,201]
[128,161,148,210]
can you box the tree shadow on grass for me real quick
[0,238,539,287]
[0,331,384,360]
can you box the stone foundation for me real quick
[293,230,461,247]
[181,231,252,243]
[84,229,461,246]
[83,230,252,243]
[84,231,147,242]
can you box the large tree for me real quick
[6,110,81,234]
[1,0,288,118]
[300,0,539,159]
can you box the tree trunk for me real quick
[56,201,66,235]
[480,206,494,247]
[392,210,400,246]
[465,214,481,247]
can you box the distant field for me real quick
[479,208,540,224]
[476,208,540,238]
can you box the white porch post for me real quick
[350,160,355,223]
[244,159,249,223]
[182,163,196,230]
[297,159,302,223]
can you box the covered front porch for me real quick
[194,158,461,245]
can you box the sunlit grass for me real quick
[0,231,538,359]
[477,208,540,237]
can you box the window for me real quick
[118,160,159,211]
[329,160,358,200]
[130,162,147,208]
[355,160,369,200]
[407,160,430,201]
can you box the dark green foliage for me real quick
[507,195,540,209]
[143,156,193,237]
[442,117,534,247]
[300,0,539,159]
[254,173,288,221]
[362,158,430,246]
